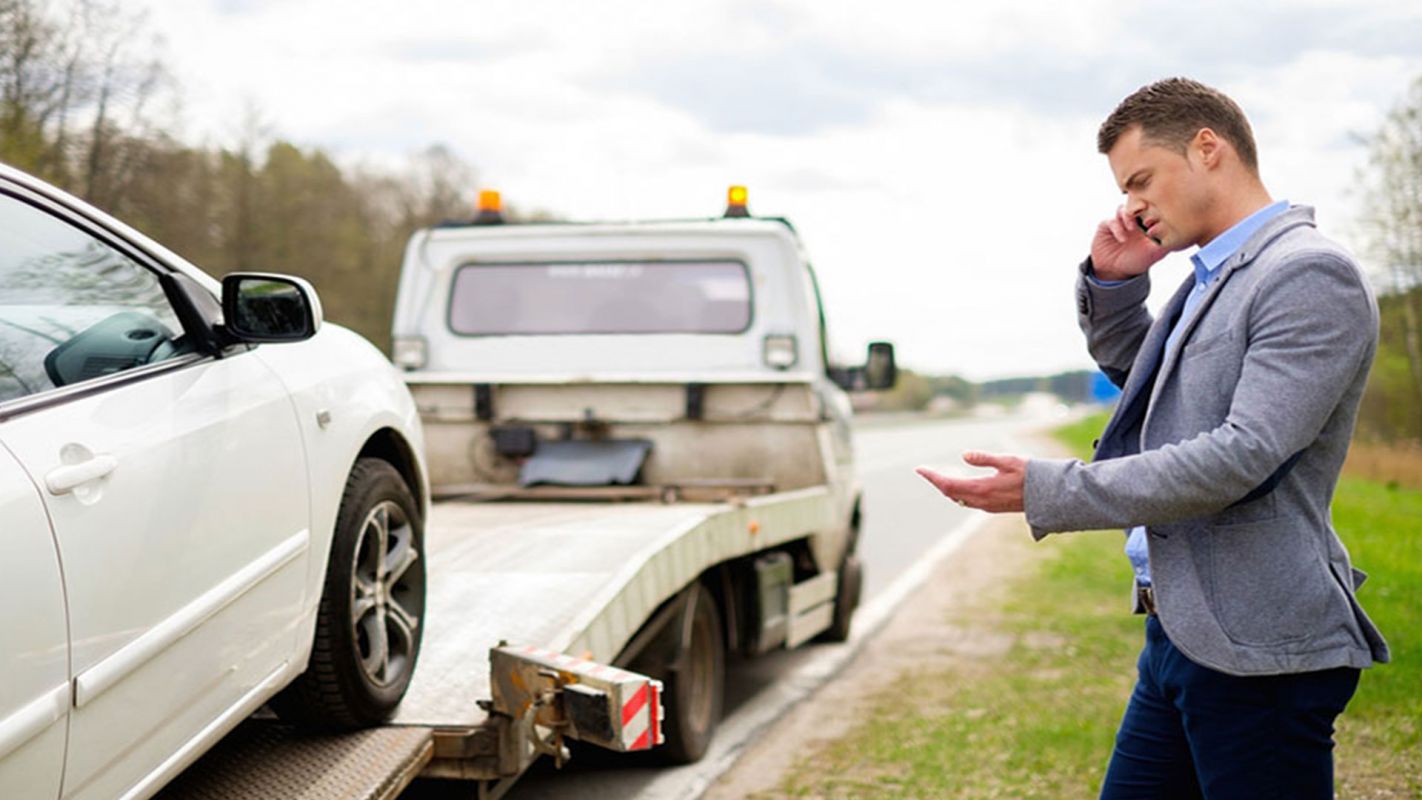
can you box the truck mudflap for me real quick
[490,643,664,756]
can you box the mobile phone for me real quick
[1136,216,1161,245]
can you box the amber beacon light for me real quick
[724,185,750,217]
[475,189,505,224]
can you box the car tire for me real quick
[654,583,725,764]
[271,458,426,729]
[819,552,862,643]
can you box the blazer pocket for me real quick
[1181,332,1236,359]
[1206,521,1337,647]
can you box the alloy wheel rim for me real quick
[350,500,421,688]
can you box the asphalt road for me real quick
[406,410,1052,800]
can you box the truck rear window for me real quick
[447,260,752,335]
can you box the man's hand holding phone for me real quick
[1090,206,1167,281]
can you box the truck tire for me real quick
[657,583,725,763]
[819,553,862,643]
[271,458,426,728]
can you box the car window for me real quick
[0,192,187,404]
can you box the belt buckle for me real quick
[1138,585,1158,616]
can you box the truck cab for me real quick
[391,195,893,518]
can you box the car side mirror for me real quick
[221,273,323,344]
[864,341,897,390]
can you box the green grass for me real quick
[1330,476,1422,794]
[771,412,1420,798]
[1051,412,1107,458]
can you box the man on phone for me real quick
[917,78,1388,797]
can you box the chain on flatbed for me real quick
[154,720,433,800]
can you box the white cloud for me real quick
[137,0,1422,379]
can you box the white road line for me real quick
[633,510,995,800]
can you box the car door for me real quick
[0,186,312,799]
[0,445,69,800]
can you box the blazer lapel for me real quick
[1093,276,1194,460]
[1143,213,1317,419]
[1145,265,1238,413]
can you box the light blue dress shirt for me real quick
[1096,200,1290,586]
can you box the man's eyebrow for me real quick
[1122,170,1149,192]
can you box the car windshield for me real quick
[447,260,752,335]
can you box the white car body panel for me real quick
[0,349,311,799]
[0,447,68,800]
[251,326,430,632]
[0,162,428,799]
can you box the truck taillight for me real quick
[763,334,798,369]
[392,336,427,370]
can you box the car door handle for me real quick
[45,454,118,495]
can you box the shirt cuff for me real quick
[1082,256,1138,287]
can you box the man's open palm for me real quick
[916,452,1026,513]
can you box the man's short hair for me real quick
[1098,78,1259,173]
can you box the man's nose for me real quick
[1124,195,1147,218]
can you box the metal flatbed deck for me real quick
[393,488,832,728]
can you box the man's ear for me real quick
[1192,127,1223,169]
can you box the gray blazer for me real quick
[1024,206,1390,676]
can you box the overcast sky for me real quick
[138,0,1422,380]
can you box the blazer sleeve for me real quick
[1025,251,1376,538]
[1077,258,1153,388]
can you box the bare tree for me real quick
[74,1,172,209]
[0,0,72,176]
[0,0,171,199]
[1357,75,1422,406]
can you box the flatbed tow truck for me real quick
[158,189,894,799]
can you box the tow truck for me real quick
[164,188,894,799]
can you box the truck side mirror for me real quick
[828,341,898,392]
[863,341,897,390]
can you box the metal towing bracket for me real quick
[422,644,664,799]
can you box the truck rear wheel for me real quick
[272,458,426,728]
[820,553,862,643]
[657,583,724,763]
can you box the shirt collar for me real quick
[1190,199,1290,284]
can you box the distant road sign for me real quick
[1090,371,1122,403]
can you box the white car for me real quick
[0,163,430,799]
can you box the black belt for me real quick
[1137,585,1158,616]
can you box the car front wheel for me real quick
[272,458,426,728]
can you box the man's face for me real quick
[1107,125,1211,252]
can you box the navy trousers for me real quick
[1100,615,1360,800]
